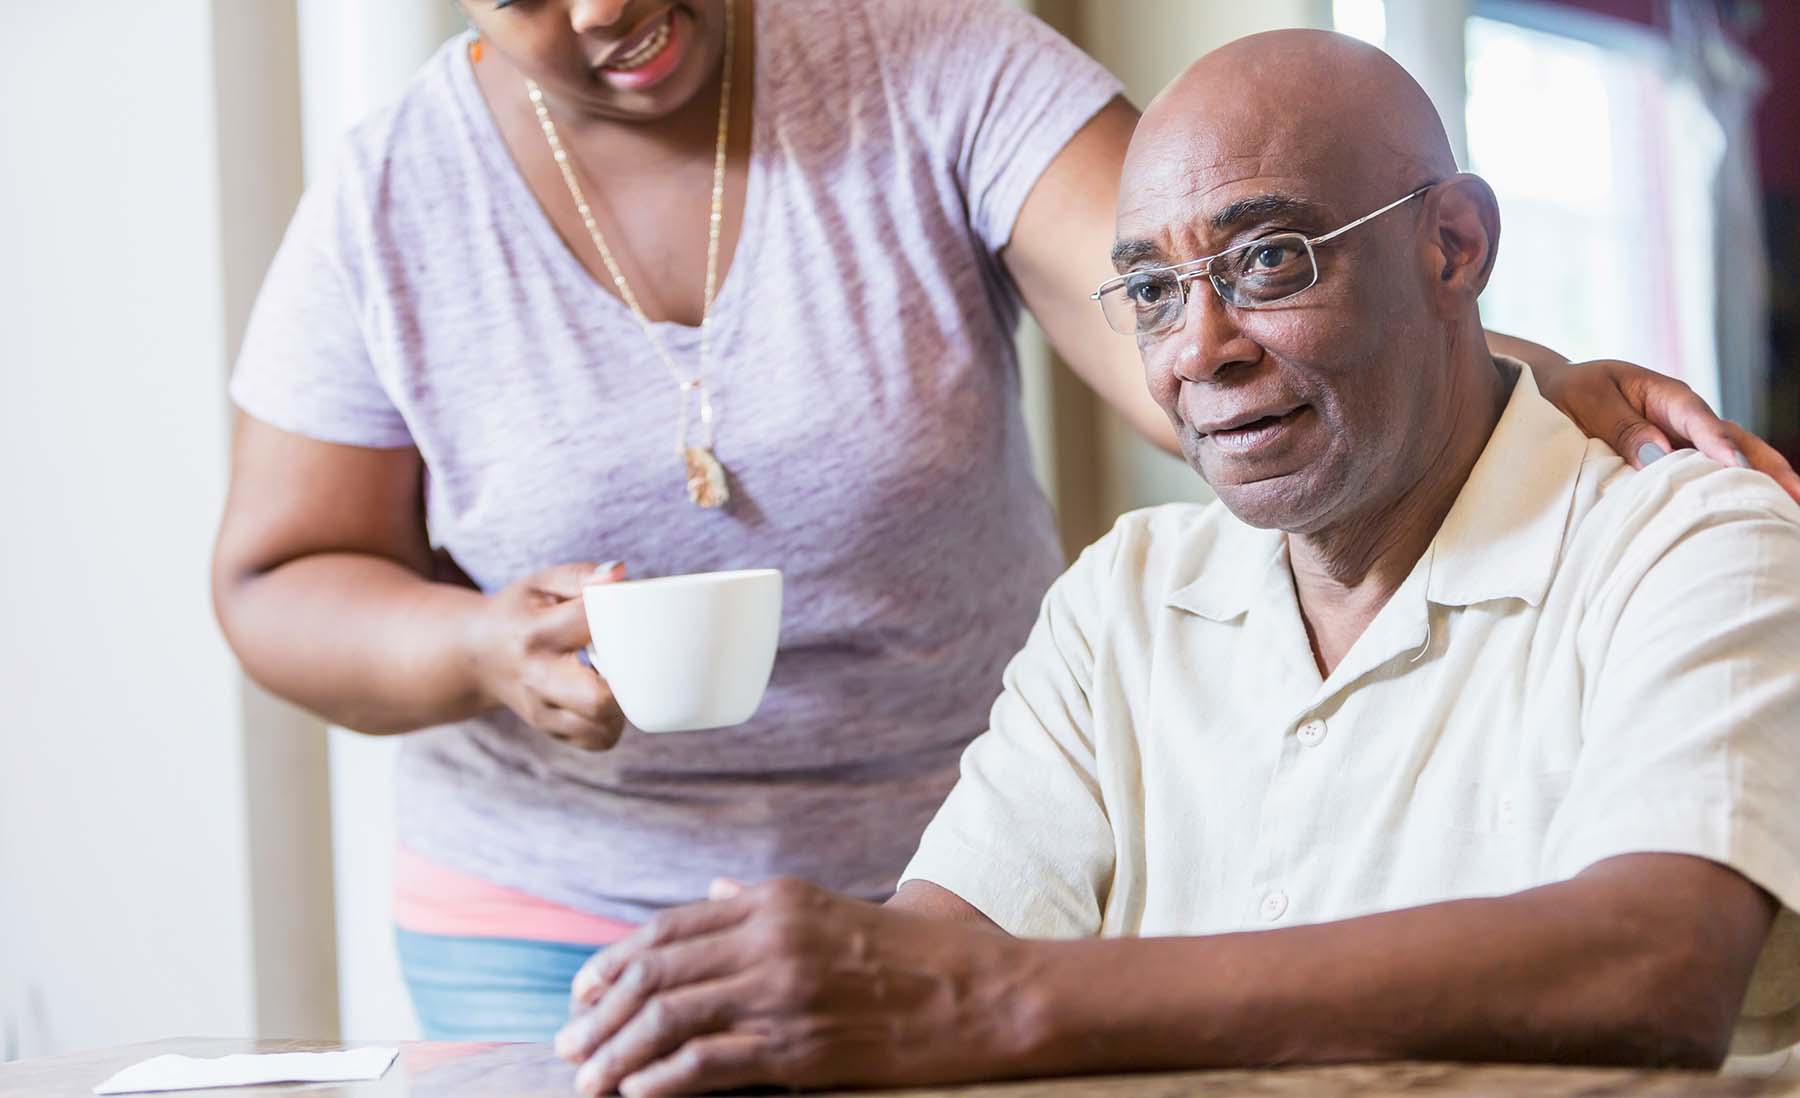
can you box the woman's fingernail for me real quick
[591,561,623,579]
[1732,449,1749,468]
[1636,442,1668,466]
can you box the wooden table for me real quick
[4,1038,1797,1097]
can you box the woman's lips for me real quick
[595,9,687,91]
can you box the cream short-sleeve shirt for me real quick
[903,364,1800,1057]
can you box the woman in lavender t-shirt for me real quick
[211,0,1784,1040]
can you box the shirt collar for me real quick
[1164,514,1287,623]
[1165,357,1589,620]
[1426,359,1589,609]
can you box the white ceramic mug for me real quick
[582,568,782,733]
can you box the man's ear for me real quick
[1424,173,1501,304]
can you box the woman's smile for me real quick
[593,7,689,92]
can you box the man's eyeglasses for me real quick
[1091,185,1433,338]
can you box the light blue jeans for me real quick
[395,927,602,1042]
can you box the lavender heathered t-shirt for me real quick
[231,0,1123,923]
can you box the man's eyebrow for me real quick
[1110,238,1164,269]
[1111,194,1322,270]
[1209,193,1317,232]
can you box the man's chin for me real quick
[1205,468,1335,532]
[1184,420,1332,529]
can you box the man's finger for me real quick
[574,981,741,1098]
[572,895,756,1007]
[557,937,743,1066]
[617,1033,770,1098]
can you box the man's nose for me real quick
[569,0,633,33]
[1172,279,1261,383]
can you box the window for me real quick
[1465,6,1725,410]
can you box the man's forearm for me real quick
[1008,858,1768,1076]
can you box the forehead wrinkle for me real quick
[1118,104,1368,271]
[1117,152,1265,238]
[1123,124,1325,217]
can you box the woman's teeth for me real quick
[608,18,671,71]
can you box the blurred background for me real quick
[2,0,1794,1059]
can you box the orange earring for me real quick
[469,35,484,63]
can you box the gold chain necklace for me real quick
[526,0,735,509]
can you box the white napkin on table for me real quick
[93,1047,398,1094]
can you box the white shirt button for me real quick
[1261,890,1289,921]
[1297,718,1328,746]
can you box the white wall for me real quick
[295,0,465,1044]
[1381,0,1473,169]
[0,1,334,1059]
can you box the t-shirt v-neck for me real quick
[453,26,764,346]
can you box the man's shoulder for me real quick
[1555,445,1800,606]
[1572,446,1800,556]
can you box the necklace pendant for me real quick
[684,446,730,509]
[526,0,737,515]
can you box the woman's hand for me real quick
[1535,358,1800,504]
[471,560,628,751]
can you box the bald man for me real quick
[553,31,1800,1097]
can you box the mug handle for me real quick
[578,645,603,674]
[578,561,625,677]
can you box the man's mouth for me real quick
[1198,405,1311,455]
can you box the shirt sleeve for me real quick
[229,160,413,449]
[1545,465,1800,1054]
[876,0,1124,254]
[900,534,1118,939]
